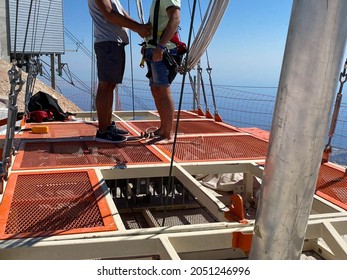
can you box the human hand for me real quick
[152,47,163,62]
[136,22,152,38]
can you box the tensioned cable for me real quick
[29,0,39,53]
[47,56,91,92]
[197,64,211,115]
[40,58,91,94]
[13,0,20,60]
[187,0,202,111]
[186,0,212,70]
[187,0,227,118]
[121,85,151,110]
[188,0,212,114]
[14,0,37,115]
[27,0,54,113]
[91,20,96,113]
[21,0,35,63]
[65,26,96,112]
[25,0,42,113]
[188,72,199,108]
[136,0,145,24]
[197,0,218,115]
[65,28,95,60]
[63,67,91,92]
[38,0,53,54]
[127,0,136,118]
[162,0,198,227]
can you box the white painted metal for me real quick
[0,214,346,259]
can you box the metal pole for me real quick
[0,0,10,60]
[50,53,56,90]
[249,0,347,260]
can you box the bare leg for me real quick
[96,81,116,133]
[151,85,174,140]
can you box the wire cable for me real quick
[162,0,198,227]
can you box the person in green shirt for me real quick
[144,0,181,144]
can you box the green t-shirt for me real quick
[146,0,181,49]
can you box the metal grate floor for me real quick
[128,120,240,135]
[121,208,215,229]
[316,163,347,210]
[158,135,268,162]
[0,170,116,239]
[1,111,347,240]
[13,140,167,170]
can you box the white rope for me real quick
[187,0,229,71]
[135,0,145,24]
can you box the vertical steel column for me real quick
[249,0,347,260]
[50,53,56,90]
[0,0,10,60]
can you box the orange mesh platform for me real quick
[240,127,270,141]
[316,163,347,210]
[2,112,347,242]
[158,135,268,162]
[12,140,167,170]
[17,122,131,139]
[0,170,117,239]
[149,111,204,120]
[174,111,205,119]
[129,120,240,135]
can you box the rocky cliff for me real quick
[0,59,81,112]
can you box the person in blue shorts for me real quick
[144,0,181,144]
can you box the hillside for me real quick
[0,59,81,112]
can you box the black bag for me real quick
[162,50,179,84]
[28,91,69,121]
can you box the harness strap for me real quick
[148,0,160,47]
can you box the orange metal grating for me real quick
[19,122,97,139]
[129,120,240,135]
[18,122,131,139]
[239,127,270,141]
[175,111,205,119]
[316,163,347,210]
[152,110,209,119]
[2,112,347,240]
[12,140,167,170]
[0,170,117,239]
[149,110,203,120]
[159,135,268,162]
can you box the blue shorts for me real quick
[145,48,170,86]
[94,41,126,84]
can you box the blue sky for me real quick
[61,0,345,88]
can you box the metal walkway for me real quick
[0,110,346,259]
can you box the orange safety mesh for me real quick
[149,110,202,120]
[175,111,204,119]
[129,120,240,135]
[0,170,116,239]
[19,122,131,139]
[19,122,97,139]
[13,140,166,170]
[159,135,268,162]
[316,164,347,208]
